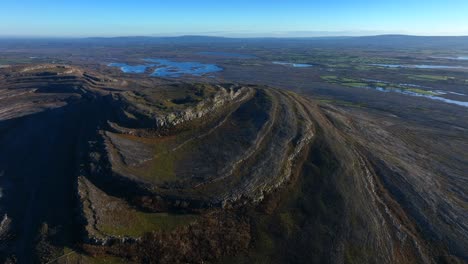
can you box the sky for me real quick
[0,0,467,37]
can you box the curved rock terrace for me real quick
[0,64,466,263]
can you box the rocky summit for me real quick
[0,64,466,263]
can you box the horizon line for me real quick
[1,33,468,39]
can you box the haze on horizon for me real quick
[1,0,468,37]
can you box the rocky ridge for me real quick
[0,64,465,263]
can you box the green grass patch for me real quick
[327,63,349,68]
[407,74,453,81]
[321,75,367,88]
[278,212,297,236]
[147,142,177,181]
[341,77,357,82]
[56,252,128,264]
[86,256,128,264]
[405,88,437,96]
[320,75,339,81]
[317,98,366,108]
[251,215,276,258]
[320,75,440,96]
[353,65,373,71]
[100,212,198,237]
[51,246,128,264]
[113,133,190,184]
[345,82,368,88]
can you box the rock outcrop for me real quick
[0,64,466,264]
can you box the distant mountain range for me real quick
[84,34,468,42]
[1,34,468,48]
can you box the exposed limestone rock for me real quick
[0,64,465,263]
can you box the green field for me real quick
[407,74,454,81]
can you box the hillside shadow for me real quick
[0,95,109,263]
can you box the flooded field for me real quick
[371,63,468,70]
[368,86,468,107]
[322,76,468,107]
[431,56,468,60]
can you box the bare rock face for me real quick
[0,64,111,121]
[152,85,253,128]
[0,64,466,263]
[98,86,314,205]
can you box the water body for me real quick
[197,51,256,59]
[448,91,467,96]
[371,64,468,70]
[273,61,313,68]
[364,79,438,90]
[431,56,468,61]
[108,63,149,73]
[359,78,467,106]
[368,86,468,107]
[108,59,223,77]
[144,59,223,77]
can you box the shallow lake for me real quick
[371,64,467,70]
[108,59,223,77]
[431,56,468,61]
[368,86,468,107]
[144,59,222,77]
[108,63,149,73]
[273,61,313,68]
[197,52,256,59]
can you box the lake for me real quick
[273,61,313,68]
[371,64,468,70]
[108,59,223,77]
[108,63,149,73]
[431,56,468,61]
[368,86,468,107]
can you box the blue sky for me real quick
[1,0,467,37]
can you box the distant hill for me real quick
[1,34,468,49]
[349,34,468,47]
[85,34,468,45]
